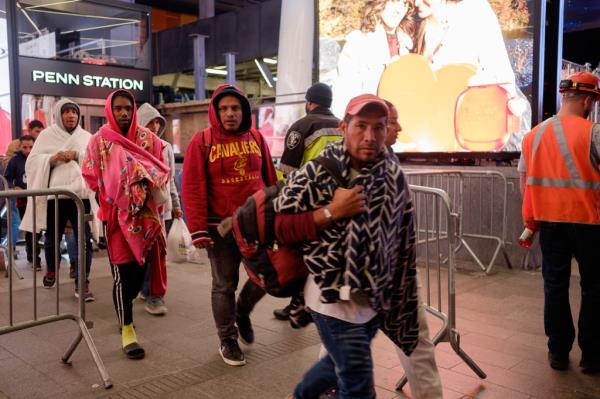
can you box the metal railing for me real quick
[405,169,512,274]
[0,188,112,389]
[396,184,486,391]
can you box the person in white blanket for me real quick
[21,98,96,301]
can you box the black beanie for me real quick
[61,102,79,115]
[305,82,333,108]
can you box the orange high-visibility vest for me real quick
[522,115,600,225]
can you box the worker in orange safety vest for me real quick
[519,71,600,373]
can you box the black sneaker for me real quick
[580,358,600,374]
[273,304,292,321]
[548,352,568,371]
[219,338,246,366]
[69,265,76,279]
[236,314,254,345]
[29,259,42,271]
[43,272,56,288]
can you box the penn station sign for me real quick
[31,70,144,92]
[19,56,151,102]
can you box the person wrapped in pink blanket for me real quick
[82,90,169,360]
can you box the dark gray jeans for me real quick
[207,228,266,341]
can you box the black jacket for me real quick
[279,107,340,175]
[4,151,27,189]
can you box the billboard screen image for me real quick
[319,0,534,152]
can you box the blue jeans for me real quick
[1,199,21,249]
[45,199,93,289]
[294,311,379,399]
[540,222,600,361]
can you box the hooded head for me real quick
[105,90,138,141]
[138,103,166,138]
[209,84,252,134]
[53,98,81,134]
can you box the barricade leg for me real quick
[62,318,113,389]
[449,328,487,379]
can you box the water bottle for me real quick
[518,227,535,249]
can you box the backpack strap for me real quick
[315,156,347,188]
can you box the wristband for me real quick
[323,207,334,222]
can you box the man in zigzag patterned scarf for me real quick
[275,94,419,399]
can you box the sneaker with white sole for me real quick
[75,287,95,302]
[145,297,168,315]
[219,338,246,366]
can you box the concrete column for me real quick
[225,52,236,86]
[191,34,208,100]
[198,0,215,19]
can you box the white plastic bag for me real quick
[167,218,193,263]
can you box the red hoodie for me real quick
[181,84,277,241]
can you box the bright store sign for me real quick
[32,70,144,91]
[19,56,151,101]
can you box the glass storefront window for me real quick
[16,0,150,69]
[0,0,13,154]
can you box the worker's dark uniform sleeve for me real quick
[279,120,305,176]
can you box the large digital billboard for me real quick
[319,0,534,152]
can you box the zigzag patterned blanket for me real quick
[274,142,419,355]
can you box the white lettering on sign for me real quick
[31,70,144,92]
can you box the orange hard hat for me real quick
[559,71,600,96]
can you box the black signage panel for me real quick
[19,56,152,102]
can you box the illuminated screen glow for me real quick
[319,0,534,152]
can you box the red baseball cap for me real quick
[344,94,390,117]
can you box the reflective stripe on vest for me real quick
[529,116,596,188]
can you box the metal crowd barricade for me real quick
[396,184,486,391]
[0,188,112,389]
[404,169,512,274]
[0,175,24,279]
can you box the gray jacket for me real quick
[138,103,181,219]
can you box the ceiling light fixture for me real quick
[255,59,274,88]
[206,68,227,76]
[262,57,277,65]
[17,3,42,35]
[24,0,80,10]
[60,20,139,35]
[26,8,138,23]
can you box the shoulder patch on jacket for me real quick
[286,131,302,150]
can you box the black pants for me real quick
[540,222,600,361]
[45,199,93,287]
[17,206,41,263]
[206,228,266,341]
[111,262,147,326]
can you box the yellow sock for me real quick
[121,324,137,348]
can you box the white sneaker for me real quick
[145,297,167,315]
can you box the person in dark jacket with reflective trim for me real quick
[279,83,341,177]
[274,83,341,321]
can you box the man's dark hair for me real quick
[112,90,134,106]
[19,135,35,143]
[27,119,44,130]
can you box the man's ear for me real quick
[339,120,346,135]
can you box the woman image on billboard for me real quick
[331,0,419,115]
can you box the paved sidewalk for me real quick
[0,250,598,399]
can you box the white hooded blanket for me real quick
[21,98,94,233]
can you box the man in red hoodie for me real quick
[182,85,277,366]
